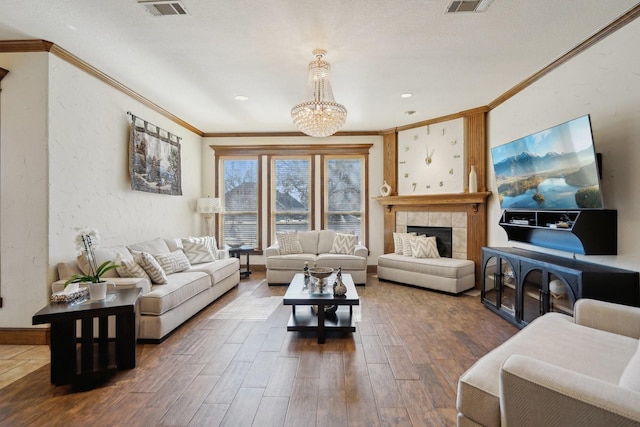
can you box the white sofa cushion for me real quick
[276,231,303,255]
[138,271,211,315]
[316,253,367,270]
[188,258,240,286]
[378,253,473,279]
[619,342,640,391]
[127,237,171,255]
[77,245,131,278]
[330,232,358,255]
[266,253,317,270]
[317,230,336,254]
[297,230,319,254]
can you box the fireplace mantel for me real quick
[373,191,491,213]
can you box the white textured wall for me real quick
[0,53,49,328]
[0,53,203,328]
[487,17,640,269]
[202,135,385,264]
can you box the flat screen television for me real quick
[491,115,603,210]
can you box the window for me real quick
[324,156,366,243]
[271,157,312,238]
[213,144,371,250]
[220,157,259,248]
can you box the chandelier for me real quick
[291,49,348,137]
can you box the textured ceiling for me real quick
[0,0,637,134]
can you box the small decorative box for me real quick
[51,286,89,303]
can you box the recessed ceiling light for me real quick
[235,95,248,101]
[400,93,413,98]
[405,110,416,115]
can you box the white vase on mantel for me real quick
[469,166,478,193]
[380,180,391,197]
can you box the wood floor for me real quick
[0,273,518,427]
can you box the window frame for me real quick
[212,144,372,251]
[268,155,315,244]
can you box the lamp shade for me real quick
[196,197,221,214]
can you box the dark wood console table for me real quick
[33,288,141,386]
[481,247,639,328]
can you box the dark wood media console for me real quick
[481,247,639,328]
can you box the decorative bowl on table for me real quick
[227,243,244,249]
[308,267,334,294]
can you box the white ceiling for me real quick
[0,0,637,134]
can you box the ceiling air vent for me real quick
[446,0,493,13]
[138,1,189,16]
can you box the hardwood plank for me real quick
[284,377,319,427]
[345,373,380,427]
[204,361,252,404]
[253,396,289,427]
[201,343,241,376]
[158,374,218,426]
[378,407,413,426]
[219,387,264,427]
[187,403,229,427]
[384,346,420,380]
[264,357,298,397]
[367,363,404,408]
[241,351,279,388]
[361,335,388,364]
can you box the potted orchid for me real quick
[64,228,119,299]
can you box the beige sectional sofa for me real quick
[265,230,368,285]
[457,299,640,426]
[52,237,240,342]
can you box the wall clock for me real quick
[397,118,464,195]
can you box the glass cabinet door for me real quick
[522,268,543,324]
[482,255,517,317]
[548,273,575,316]
[522,268,576,324]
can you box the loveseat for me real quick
[52,236,240,342]
[265,230,368,285]
[457,299,640,426]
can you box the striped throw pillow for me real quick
[393,232,416,254]
[330,233,358,255]
[411,235,441,258]
[182,241,216,264]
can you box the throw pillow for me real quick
[134,251,168,284]
[401,234,418,257]
[276,231,303,255]
[185,236,218,260]
[154,250,191,274]
[411,235,441,258]
[182,241,216,264]
[393,232,416,254]
[330,232,358,255]
[116,256,152,283]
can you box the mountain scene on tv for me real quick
[491,116,603,209]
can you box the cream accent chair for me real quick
[457,299,640,426]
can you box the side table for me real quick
[228,245,252,278]
[32,288,141,386]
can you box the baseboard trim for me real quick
[0,328,50,345]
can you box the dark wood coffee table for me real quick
[32,288,141,386]
[283,273,359,343]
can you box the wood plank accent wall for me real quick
[376,111,489,287]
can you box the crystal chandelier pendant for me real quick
[291,49,348,137]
